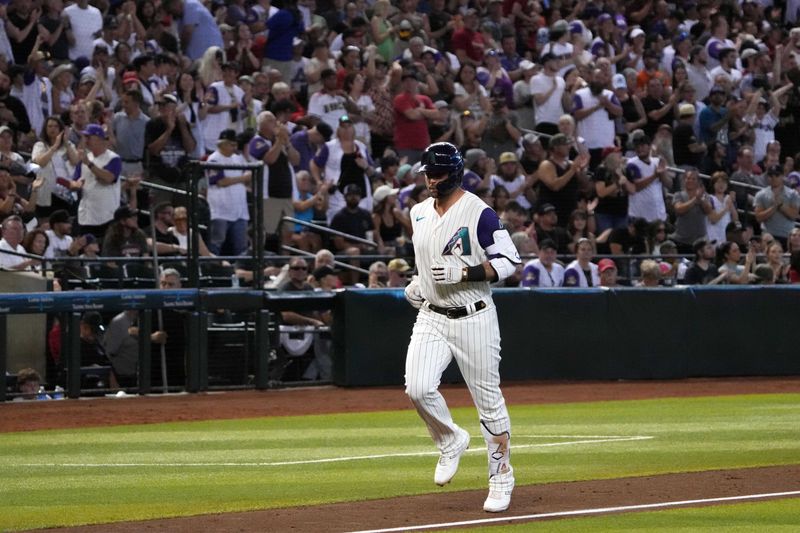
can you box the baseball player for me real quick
[403,142,521,512]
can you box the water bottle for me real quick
[53,385,65,400]
[36,386,48,400]
[231,273,240,288]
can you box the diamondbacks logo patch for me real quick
[442,227,472,256]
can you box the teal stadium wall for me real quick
[332,287,800,386]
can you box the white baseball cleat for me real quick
[483,467,515,512]
[434,429,470,486]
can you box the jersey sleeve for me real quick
[477,207,521,264]
[520,262,539,287]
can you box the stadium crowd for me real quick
[1,0,800,295]
[5,0,800,394]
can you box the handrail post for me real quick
[188,162,200,288]
[137,309,152,394]
[66,312,81,399]
[0,314,6,402]
[254,309,270,389]
[254,163,264,289]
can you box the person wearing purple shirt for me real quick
[289,123,333,172]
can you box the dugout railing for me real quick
[0,288,336,401]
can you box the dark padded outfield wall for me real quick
[333,287,800,387]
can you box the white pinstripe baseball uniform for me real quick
[405,191,520,484]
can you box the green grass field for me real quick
[1,393,799,531]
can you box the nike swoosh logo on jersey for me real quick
[416,216,426,222]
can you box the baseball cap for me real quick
[83,233,97,245]
[630,28,645,39]
[312,265,338,281]
[81,124,107,139]
[540,52,558,64]
[387,258,411,272]
[49,209,71,225]
[612,73,627,90]
[343,183,362,196]
[766,164,783,177]
[81,311,104,333]
[678,103,696,117]
[538,238,557,251]
[551,19,569,33]
[311,121,332,142]
[433,100,449,109]
[549,133,570,147]
[710,85,726,95]
[339,115,353,124]
[464,148,487,168]
[158,93,178,105]
[660,239,677,251]
[397,163,413,182]
[0,125,12,137]
[726,221,744,233]
[519,60,536,71]
[499,152,518,164]
[217,128,237,145]
[122,71,138,85]
[537,203,556,215]
[373,184,399,203]
[113,205,138,221]
[597,258,617,273]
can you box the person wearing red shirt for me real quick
[393,72,439,163]
[450,9,485,65]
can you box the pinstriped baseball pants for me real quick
[405,304,511,455]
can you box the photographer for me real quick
[481,87,521,160]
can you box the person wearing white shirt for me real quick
[625,133,670,222]
[529,53,564,135]
[0,215,36,270]
[206,129,251,256]
[73,124,123,238]
[572,68,622,169]
[520,239,564,287]
[708,48,742,93]
[63,0,103,61]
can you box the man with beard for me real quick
[491,152,533,211]
[686,45,712,102]
[572,68,622,170]
[403,141,520,513]
[518,133,545,175]
[625,133,670,223]
[641,76,679,139]
[699,85,729,144]
[683,237,723,284]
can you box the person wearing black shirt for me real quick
[147,201,182,256]
[534,203,569,254]
[248,110,301,247]
[144,95,196,201]
[641,77,678,139]
[518,133,545,175]
[684,237,724,284]
[673,103,706,167]
[0,71,31,136]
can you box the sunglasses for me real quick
[290,265,308,271]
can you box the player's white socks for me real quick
[480,421,512,478]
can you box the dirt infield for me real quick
[4,377,800,432]
[37,465,800,532]
[7,377,800,532]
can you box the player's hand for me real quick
[404,275,424,309]
[431,264,462,284]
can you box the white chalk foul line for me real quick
[349,490,800,533]
[13,436,652,468]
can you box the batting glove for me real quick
[404,275,424,309]
[431,264,463,284]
